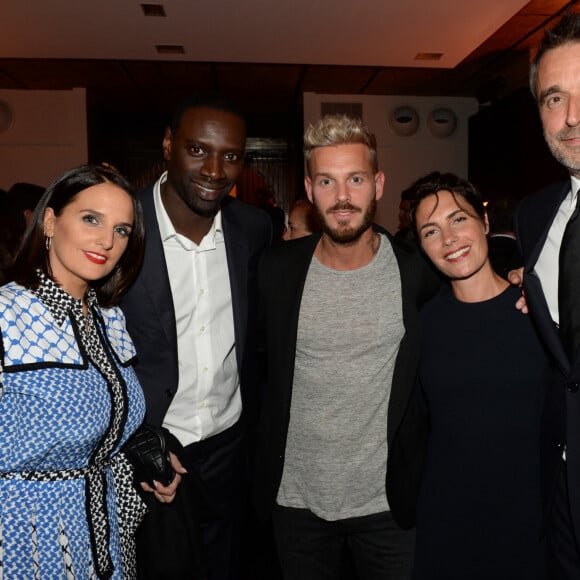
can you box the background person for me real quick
[486,196,522,279]
[282,197,320,240]
[394,187,415,242]
[6,181,45,223]
[0,190,26,284]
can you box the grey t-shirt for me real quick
[277,234,404,521]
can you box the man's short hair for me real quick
[303,115,378,175]
[169,92,245,135]
[530,13,580,101]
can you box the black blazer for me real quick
[121,184,272,427]
[252,228,440,522]
[515,181,580,540]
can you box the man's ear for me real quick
[305,177,313,204]
[374,171,386,201]
[162,127,173,162]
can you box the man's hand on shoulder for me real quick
[508,267,528,314]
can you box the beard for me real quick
[316,197,377,244]
[545,129,580,177]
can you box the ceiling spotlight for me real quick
[155,45,185,55]
[141,4,166,17]
[414,52,443,61]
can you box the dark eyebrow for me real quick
[418,208,465,232]
[538,86,561,105]
[183,139,244,154]
[80,208,133,229]
[183,139,206,148]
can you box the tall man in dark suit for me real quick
[253,115,439,579]
[121,93,272,579]
[514,13,580,579]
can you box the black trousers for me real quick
[272,505,415,580]
[182,421,245,580]
[136,422,244,580]
[547,459,580,580]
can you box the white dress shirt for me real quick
[535,176,580,326]
[153,172,241,446]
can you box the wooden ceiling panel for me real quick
[364,67,457,96]
[0,1,578,137]
[121,61,215,89]
[300,65,377,95]
[215,63,303,91]
[0,60,132,91]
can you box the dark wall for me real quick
[468,87,568,201]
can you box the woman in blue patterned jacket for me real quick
[0,165,181,579]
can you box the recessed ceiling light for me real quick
[156,44,185,55]
[415,52,443,61]
[141,4,166,17]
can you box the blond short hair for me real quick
[303,115,378,175]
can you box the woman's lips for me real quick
[444,246,470,261]
[84,251,107,264]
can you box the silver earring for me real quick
[45,236,52,250]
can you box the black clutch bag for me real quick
[124,424,176,488]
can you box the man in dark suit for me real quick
[514,13,580,579]
[121,93,272,579]
[253,115,439,579]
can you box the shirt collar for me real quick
[153,171,223,250]
[32,270,98,327]
[571,176,580,208]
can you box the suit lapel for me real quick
[139,186,178,351]
[526,182,569,269]
[222,202,250,368]
[272,235,319,415]
[522,182,570,372]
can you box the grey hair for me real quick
[530,13,580,102]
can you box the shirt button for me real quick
[568,383,579,393]
[200,325,206,333]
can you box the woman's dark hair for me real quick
[12,164,145,307]
[408,171,485,235]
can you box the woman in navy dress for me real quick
[393,172,550,579]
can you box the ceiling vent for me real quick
[141,4,166,17]
[156,44,185,55]
[320,102,363,120]
[414,52,443,61]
